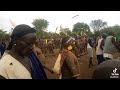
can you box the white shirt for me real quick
[0,53,32,79]
[87,43,92,48]
[96,38,103,55]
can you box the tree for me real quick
[59,32,67,37]
[112,25,120,36]
[100,25,120,36]
[72,22,91,36]
[64,28,72,36]
[90,19,107,34]
[52,33,61,38]
[0,29,7,39]
[32,18,49,38]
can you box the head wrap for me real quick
[11,24,36,41]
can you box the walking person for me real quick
[96,33,107,64]
[87,35,94,68]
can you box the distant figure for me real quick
[96,33,107,64]
[33,41,46,64]
[47,40,54,55]
[0,39,6,59]
[33,42,53,73]
[87,35,94,68]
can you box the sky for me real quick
[0,11,120,33]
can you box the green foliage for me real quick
[0,29,7,39]
[59,32,67,37]
[100,25,120,36]
[52,33,61,38]
[64,28,72,36]
[31,18,120,39]
[32,18,49,38]
[90,19,107,33]
[72,22,91,37]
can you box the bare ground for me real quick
[43,49,120,79]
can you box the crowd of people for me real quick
[0,24,120,79]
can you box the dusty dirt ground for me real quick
[43,49,120,79]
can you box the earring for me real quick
[14,44,16,46]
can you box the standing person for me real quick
[96,33,107,64]
[95,35,101,50]
[0,39,6,59]
[103,32,117,60]
[33,41,53,73]
[0,24,47,79]
[47,40,54,55]
[33,40,46,64]
[83,36,87,54]
[87,35,94,68]
[52,37,81,79]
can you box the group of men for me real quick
[0,24,120,79]
[87,32,119,66]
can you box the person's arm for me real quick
[111,37,118,49]
[42,64,54,73]
[100,39,104,50]
[65,52,81,79]
[88,39,93,47]
[33,46,46,64]
[34,46,54,73]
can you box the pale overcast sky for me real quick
[0,11,120,33]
